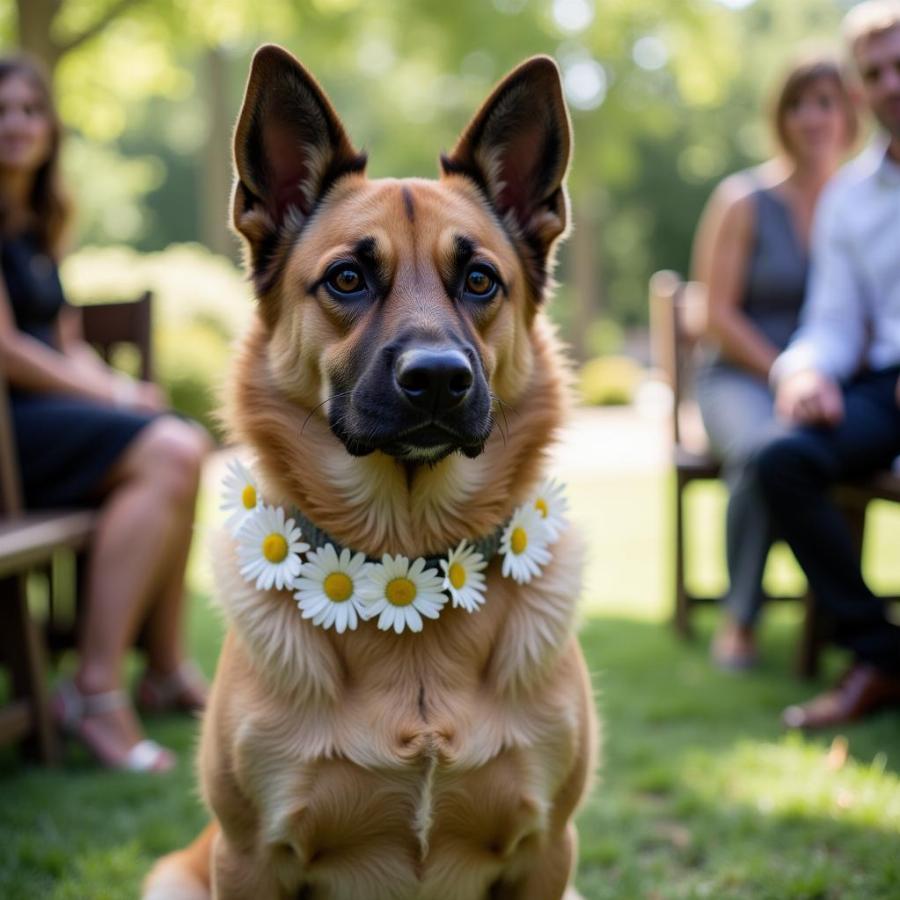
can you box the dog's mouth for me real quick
[330,407,493,463]
[383,421,491,462]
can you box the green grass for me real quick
[2,465,900,899]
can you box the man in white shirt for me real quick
[759,0,900,728]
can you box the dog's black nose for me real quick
[395,348,473,413]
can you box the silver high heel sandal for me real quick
[53,679,176,773]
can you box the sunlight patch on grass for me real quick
[680,733,900,832]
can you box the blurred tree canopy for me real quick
[2,0,862,355]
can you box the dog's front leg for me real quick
[211,829,286,900]
[492,823,578,900]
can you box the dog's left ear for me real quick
[441,56,572,289]
[232,45,366,283]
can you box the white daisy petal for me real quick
[236,505,309,592]
[362,554,447,634]
[500,502,552,585]
[531,478,568,542]
[440,539,488,612]
[221,457,262,533]
[293,543,369,632]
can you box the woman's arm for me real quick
[55,304,166,411]
[691,176,781,380]
[56,303,109,376]
[0,276,133,405]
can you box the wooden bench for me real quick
[649,270,900,676]
[0,293,153,763]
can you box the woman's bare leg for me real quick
[140,425,214,683]
[71,416,209,765]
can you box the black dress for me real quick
[2,232,157,509]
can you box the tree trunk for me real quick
[571,200,601,362]
[200,46,235,259]
[16,0,144,77]
[16,0,63,73]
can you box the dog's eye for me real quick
[325,265,367,298]
[463,266,498,301]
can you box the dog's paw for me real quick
[142,860,210,900]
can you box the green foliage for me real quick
[61,243,251,435]
[585,317,625,357]
[10,0,858,337]
[579,355,643,406]
[63,136,165,246]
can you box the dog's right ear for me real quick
[232,45,366,282]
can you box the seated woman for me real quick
[0,55,212,771]
[692,55,857,669]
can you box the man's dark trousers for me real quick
[756,366,900,674]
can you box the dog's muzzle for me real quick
[329,338,492,463]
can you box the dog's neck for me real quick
[226,316,569,560]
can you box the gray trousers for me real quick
[695,364,788,626]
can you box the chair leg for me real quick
[796,589,821,680]
[673,471,693,638]
[0,575,60,764]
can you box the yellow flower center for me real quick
[241,484,257,509]
[262,533,288,563]
[535,498,548,518]
[323,572,353,603]
[448,562,467,590]
[511,527,528,555]
[386,577,417,606]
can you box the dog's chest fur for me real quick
[208,529,586,899]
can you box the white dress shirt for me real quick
[770,142,900,384]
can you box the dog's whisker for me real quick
[300,391,353,436]
[491,393,511,446]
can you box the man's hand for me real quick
[775,369,844,426]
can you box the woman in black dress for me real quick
[0,56,212,771]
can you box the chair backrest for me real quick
[0,292,154,519]
[80,291,154,382]
[648,270,708,447]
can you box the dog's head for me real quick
[231,46,571,465]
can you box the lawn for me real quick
[2,458,900,899]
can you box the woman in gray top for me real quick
[692,56,857,669]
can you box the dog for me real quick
[144,45,597,900]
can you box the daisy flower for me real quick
[293,544,369,633]
[500,503,551,584]
[439,540,487,612]
[221,457,261,532]
[531,478,568,541]
[359,555,447,634]
[237,504,309,591]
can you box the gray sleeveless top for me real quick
[704,185,808,368]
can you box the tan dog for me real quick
[144,46,597,900]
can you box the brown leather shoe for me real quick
[782,664,900,729]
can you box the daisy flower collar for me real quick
[222,459,568,635]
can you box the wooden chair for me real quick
[0,293,154,763]
[649,270,900,677]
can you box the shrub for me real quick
[579,355,643,406]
